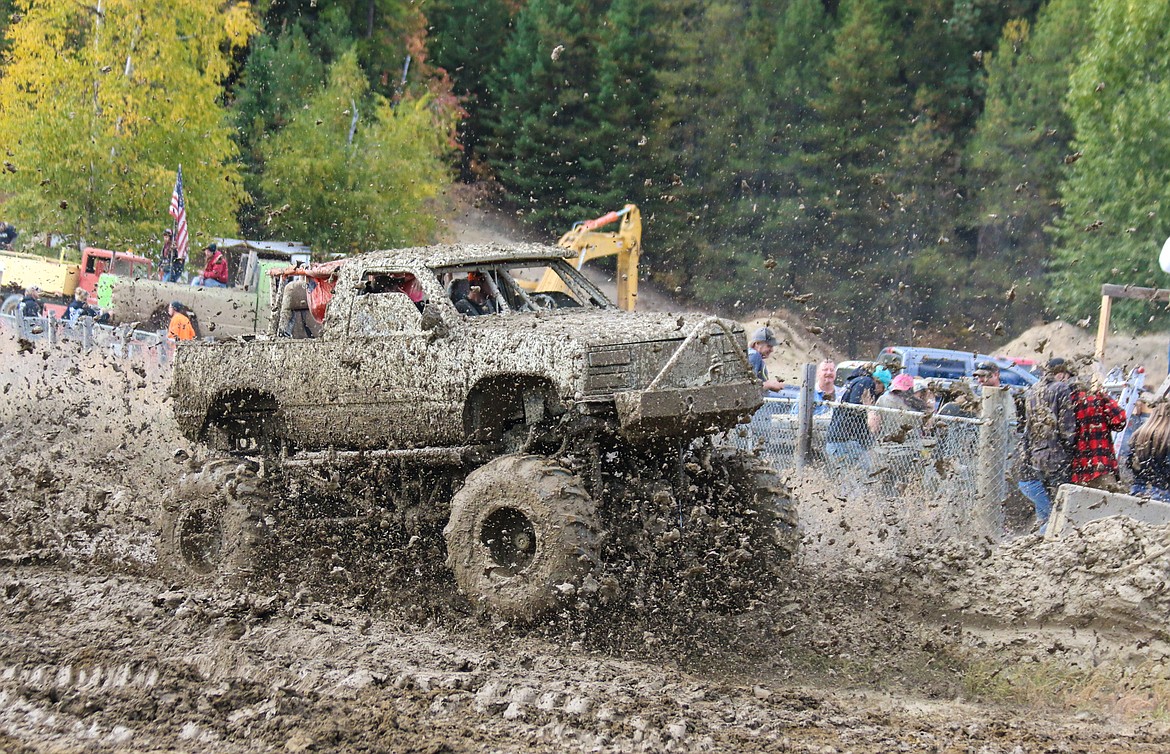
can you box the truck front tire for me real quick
[444,454,600,623]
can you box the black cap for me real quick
[973,359,1000,375]
[1045,357,1072,374]
[205,242,217,252]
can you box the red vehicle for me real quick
[0,246,152,320]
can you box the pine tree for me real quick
[486,0,609,230]
[0,0,258,247]
[426,0,513,180]
[804,0,911,349]
[965,0,1094,330]
[1049,0,1170,328]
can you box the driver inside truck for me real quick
[451,271,498,316]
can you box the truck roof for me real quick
[346,242,571,271]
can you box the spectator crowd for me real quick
[746,328,1170,532]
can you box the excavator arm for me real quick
[529,204,641,311]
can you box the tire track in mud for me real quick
[2,567,1169,753]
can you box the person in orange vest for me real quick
[167,301,197,341]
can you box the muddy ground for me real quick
[3,331,1170,752]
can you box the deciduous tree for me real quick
[0,0,257,248]
[259,51,452,254]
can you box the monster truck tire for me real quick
[444,454,600,623]
[158,458,270,584]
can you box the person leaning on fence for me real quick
[65,288,110,325]
[1127,401,1170,502]
[167,301,197,341]
[747,326,785,394]
[1021,358,1077,519]
[825,363,878,470]
[1069,376,1126,491]
[869,372,925,491]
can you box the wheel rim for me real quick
[480,507,537,573]
[178,506,223,573]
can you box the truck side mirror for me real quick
[420,303,448,339]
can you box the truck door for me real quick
[339,270,447,448]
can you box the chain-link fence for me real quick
[727,384,1016,556]
[0,312,170,364]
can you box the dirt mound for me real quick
[1000,320,1169,383]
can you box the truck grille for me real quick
[585,330,747,396]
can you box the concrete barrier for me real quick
[1047,483,1170,538]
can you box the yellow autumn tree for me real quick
[0,0,257,249]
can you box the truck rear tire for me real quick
[444,454,600,623]
[689,447,799,608]
[159,458,270,585]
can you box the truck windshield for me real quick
[438,259,613,314]
[110,257,149,279]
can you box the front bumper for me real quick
[613,382,761,440]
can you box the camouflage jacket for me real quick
[1022,376,1076,476]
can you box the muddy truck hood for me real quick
[461,309,759,438]
[456,308,740,348]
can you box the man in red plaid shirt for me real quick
[1070,381,1126,489]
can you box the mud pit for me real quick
[3,330,1170,752]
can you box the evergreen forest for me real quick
[3,0,1170,344]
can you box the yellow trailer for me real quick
[0,249,81,297]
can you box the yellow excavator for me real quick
[527,204,641,311]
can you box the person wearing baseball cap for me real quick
[747,326,785,393]
[1020,355,1078,527]
[973,359,1001,388]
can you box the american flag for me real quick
[168,165,189,260]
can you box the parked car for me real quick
[875,346,1038,389]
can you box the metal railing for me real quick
[0,312,172,364]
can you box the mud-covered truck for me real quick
[163,243,796,621]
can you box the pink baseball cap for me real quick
[891,373,915,392]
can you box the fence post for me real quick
[794,362,816,469]
[975,387,1013,538]
[81,317,94,350]
[47,317,58,344]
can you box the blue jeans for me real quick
[1018,479,1051,524]
[1130,482,1170,502]
[191,277,226,288]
